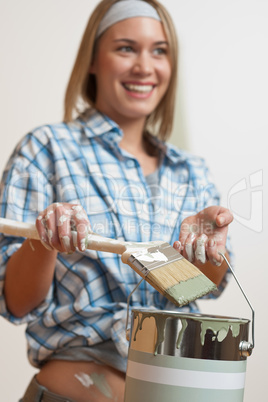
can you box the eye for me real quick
[153,47,168,56]
[118,46,134,53]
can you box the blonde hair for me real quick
[64,0,178,141]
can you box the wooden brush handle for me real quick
[0,217,128,255]
[0,217,40,240]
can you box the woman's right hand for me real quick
[36,203,91,253]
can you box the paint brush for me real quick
[0,217,217,306]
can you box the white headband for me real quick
[96,0,161,39]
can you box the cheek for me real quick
[157,62,172,89]
[92,53,117,81]
[163,62,172,84]
[107,57,133,77]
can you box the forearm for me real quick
[4,239,57,317]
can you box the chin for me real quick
[124,103,158,118]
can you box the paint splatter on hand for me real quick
[36,203,91,253]
[174,206,233,266]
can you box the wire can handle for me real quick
[125,278,144,340]
[219,252,255,356]
[125,253,255,357]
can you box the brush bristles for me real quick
[126,243,217,306]
[147,265,217,306]
[146,258,201,290]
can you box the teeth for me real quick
[124,84,154,93]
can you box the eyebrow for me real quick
[113,39,169,46]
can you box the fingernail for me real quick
[72,231,78,248]
[218,216,225,225]
[47,229,53,243]
[62,236,71,251]
[190,233,196,242]
[212,258,222,267]
[185,243,194,262]
[173,241,181,251]
[208,239,215,247]
[41,240,53,251]
[195,237,206,264]
[80,239,86,251]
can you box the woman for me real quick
[0,0,233,401]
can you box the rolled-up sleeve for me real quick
[0,132,55,323]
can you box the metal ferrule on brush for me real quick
[126,242,184,276]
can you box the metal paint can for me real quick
[124,309,251,402]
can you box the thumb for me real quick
[216,209,233,227]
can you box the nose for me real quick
[132,51,153,76]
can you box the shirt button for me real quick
[126,160,135,168]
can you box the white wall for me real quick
[0,1,267,400]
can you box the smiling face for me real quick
[90,17,172,126]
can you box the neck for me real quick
[120,128,145,155]
[118,118,160,176]
[112,114,147,154]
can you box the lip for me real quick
[122,81,156,99]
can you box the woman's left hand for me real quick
[173,206,233,266]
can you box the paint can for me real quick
[124,309,252,402]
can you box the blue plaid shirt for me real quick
[0,109,229,367]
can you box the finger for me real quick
[56,206,75,253]
[184,233,196,262]
[76,223,89,252]
[36,208,59,250]
[36,214,54,251]
[216,209,233,227]
[206,238,223,266]
[173,241,182,253]
[71,205,91,252]
[45,205,66,251]
[179,221,192,248]
[194,234,208,264]
[71,205,89,221]
[36,213,47,241]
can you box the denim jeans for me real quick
[19,376,75,401]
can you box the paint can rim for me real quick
[131,308,250,324]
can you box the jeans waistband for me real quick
[20,376,75,402]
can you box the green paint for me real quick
[132,309,249,357]
[200,320,242,345]
[91,373,114,399]
[127,311,249,402]
[133,311,167,354]
[125,350,247,401]
[128,349,247,373]
[125,376,245,402]
[176,319,188,349]
[154,313,167,354]
[166,274,217,306]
